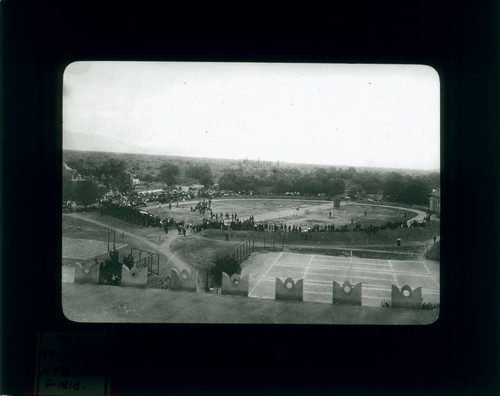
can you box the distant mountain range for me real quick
[63,148,439,179]
[63,132,439,175]
[63,132,161,155]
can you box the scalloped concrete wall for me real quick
[332,281,362,306]
[221,272,249,297]
[275,278,303,301]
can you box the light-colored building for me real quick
[63,162,83,182]
[429,188,441,217]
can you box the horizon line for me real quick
[63,148,440,173]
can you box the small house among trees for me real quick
[63,162,83,182]
[63,162,83,202]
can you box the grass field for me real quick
[145,198,328,223]
[145,198,421,227]
[197,221,440,249]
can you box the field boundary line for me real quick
[248,253,282,297]
[307,266,432,278]
[422,261,432,275]
[389,260,399,287]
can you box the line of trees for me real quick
[63,158,133,206]
[65,154,439,208]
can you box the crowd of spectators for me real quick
[96,189,430,236]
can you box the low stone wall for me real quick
[62,266,75,283]
[121,265,147,288]
[332,281,362,306]
[221,272,249,297]
[170,269,197,292]
[275,278,303,302]
[74,262,100,284]
[391,285,423,309]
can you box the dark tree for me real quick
[210,255,241,287]
[95,158,132,193]
[74,179,104,208]
[383,172,408,201]
[329,178,346,196]
[400,177,432,205]
[185,164,214,186]
[98,250,122,286]
[158,162,180,186]
[62,180,75,202]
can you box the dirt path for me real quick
[65,213,193,273]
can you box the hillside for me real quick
[63,149,438,182]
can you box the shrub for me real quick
[98,250,122,286]
[210,255,241,287]
[150,276,172,289]
[421,302,440,311]
[122,253,134,270]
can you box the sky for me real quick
[63,61,440,170]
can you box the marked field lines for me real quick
[278,253,311,264]
[303,254,313,278]
[306,264,431,278]
[305,272,350,282]
[245,251,440,307]
[304,283,332,293]
[248,278,274,299]
[422,261,432,275]
[309,259,391,270]
[350,262,392,271]
[247,279,263,297]
[389,261,399,288]
[266,268,306,279]
[389,261,429,274]
[273,262,313,269]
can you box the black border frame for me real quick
[2,1,499,395]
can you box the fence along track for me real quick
[231,239,254,264]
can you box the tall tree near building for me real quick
[74,179,104,208]
[158,162,180,186]
[95,158,132,193]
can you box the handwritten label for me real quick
[35,331,112,396]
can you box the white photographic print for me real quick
[62,62,440,324]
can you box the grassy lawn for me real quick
[280,204,418,227]
[74,210,168,246]
[197,220,440,248]
[169,233,237,272]
[62,283,439,324]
